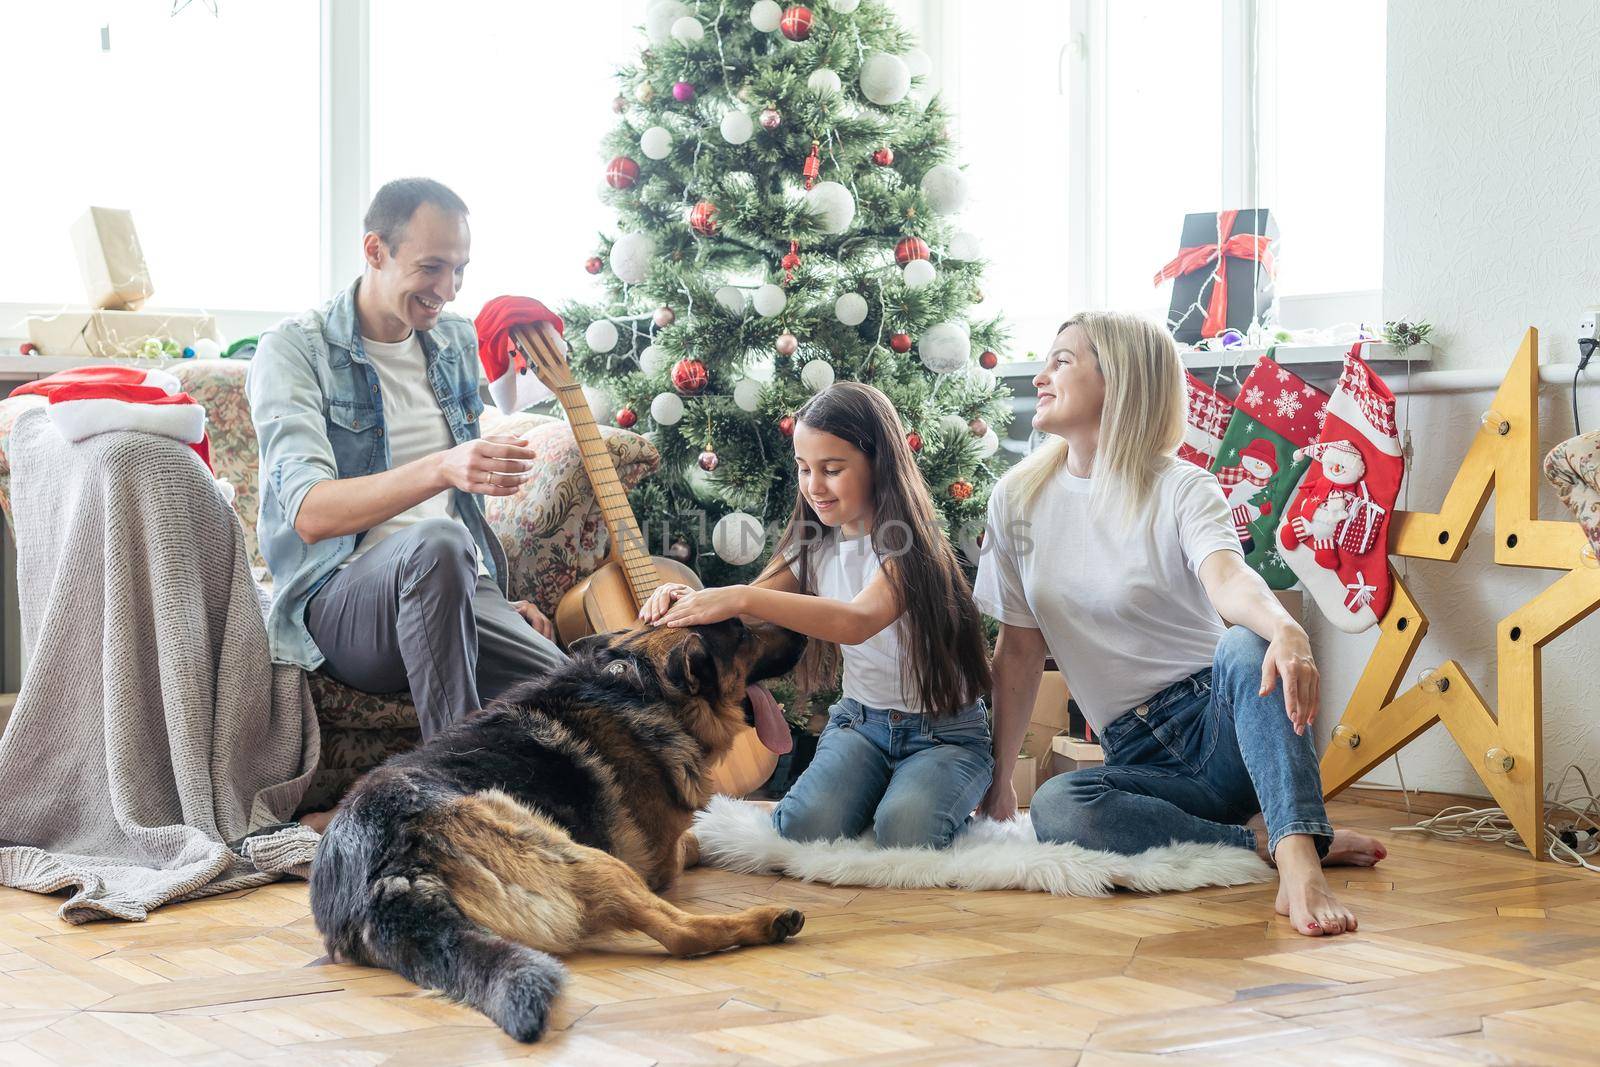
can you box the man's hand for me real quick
[511,599,554,640]
[437,434,537,496]
[1261,622,1320,735]
[978,777,1018,822]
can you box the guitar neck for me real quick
[550,383,661,606]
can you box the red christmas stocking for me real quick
[1179,371,1230,469]
[1279,343,1403,633]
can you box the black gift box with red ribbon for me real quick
[1155,208,1280,344]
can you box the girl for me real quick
[973,311,1386,938]
[640,382,994,850]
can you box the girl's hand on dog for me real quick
[660,586,748,627]
[639,582,695,623]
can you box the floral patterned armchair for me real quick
[0,359,659,812]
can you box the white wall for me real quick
[1309,0,1600,796]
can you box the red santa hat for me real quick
[11,365,232,501]
[1239,437,1279,471]
[474,296,560,415]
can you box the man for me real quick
[249,177,567,768]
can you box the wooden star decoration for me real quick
[1319,328,1600,859]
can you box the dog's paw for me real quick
[769,908,805,943]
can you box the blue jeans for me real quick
[1030,626,1333,858]
[773,698,995,849]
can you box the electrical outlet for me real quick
[1580,307,1600,342]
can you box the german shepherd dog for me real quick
[309,619,808,1042]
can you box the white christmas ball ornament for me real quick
[801,358,835,392]
[834,292,869,326]
[609,232,656,284]
[827,0,860,11]
[639,343,670,375]
[719,109,754,145]
[670,15,705,44]
[640,125,672,160]
[713,511,766,566]
[947,230,982,261]
[650,391,685,425]
[584,319,618,353]
[807,68,842,96]
[903,49,933,79]
[919,321,971,373]
[749,0,783,32]
[714,285,747,315]
[193,337,223,360]
[920,164,968,214]
[939,413,971,438]
[752,283,787,317]
[733,378,764,412]
[646,1,689,44]
[902,259,937,289]
[805,180,857,235]
[858,52,911,106]
[583,386,616,425]
[977,427,1001,459]
[965,365,996,392]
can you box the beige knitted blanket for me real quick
[0,406,320,923]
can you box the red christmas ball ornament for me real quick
[779,415,796,437]
[780,5,814,40]
[968,417,989,437]
[872,147,895,167]
[672,80,696,103]
[949,479,974,501]
[698,448,720,472]
[671,358,709,394]
[906,431,923,452]
[585,255,604,274]
[605,155,640,190]
[759,107,782,131]
[612,94,629,113]
[979,350,998,370]
[775,331,798,356]
[667,537,693,563]
[689,200,719,236]
[616,407,637,428]
[889,332,913,353]
[653,305,676,328]
[894,236,930,265]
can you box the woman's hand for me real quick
[638,582,695,623]
[978,777,1018,822]
[1261,622,1320,735]
[659,586,749,628]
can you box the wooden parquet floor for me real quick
[4,797,1600,1065]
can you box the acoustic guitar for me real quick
[510,321,783,798]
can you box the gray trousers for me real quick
[306,517,568,738]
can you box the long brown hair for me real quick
[757,382,992,718]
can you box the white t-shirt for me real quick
[972,459,1241,732]
[343,332,481,571]
[789,532,918,713]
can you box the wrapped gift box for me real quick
[72,206,154,311]
[1051,736,1104,776]
[25,310,222,358]
[1157,208,1279,344]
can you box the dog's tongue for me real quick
[746,685,792,754]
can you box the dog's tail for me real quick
[311,823,565,1042]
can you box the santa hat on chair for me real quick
[12,365,232,501]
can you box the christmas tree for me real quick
[562,0,1011,584]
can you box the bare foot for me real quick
[299,809,335,834]
[1323,827,1387,867]
[1272,835,1358,937]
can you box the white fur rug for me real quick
[693,796,1272,896]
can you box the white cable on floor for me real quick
[1389,764,1600,873]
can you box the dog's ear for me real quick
[666,633,717,695]
[566,632,616,659]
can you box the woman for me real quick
[973,311,1385,937]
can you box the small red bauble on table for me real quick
[778,415,796,437]
[889,332,913,353]
[689,200,719,236]
[698,448,719,472]
[780,5,813,40]
[906,431,922,452]
[872,147,894,167]
[671,358,709,394]
[604,155,640,189]
[949,479,973,501]
[616,407,637,429]
[585,255,604,274]
[894,236,930,265]
[979,350,998,369]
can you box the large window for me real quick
[1,1,321,314]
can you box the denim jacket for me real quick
[247,278,506,669]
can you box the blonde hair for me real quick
[1006,310,1186,523]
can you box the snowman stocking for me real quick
[1279,343,1404,633]
[1180,371,1231,470]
